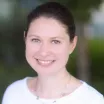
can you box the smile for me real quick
[36,59,55,66]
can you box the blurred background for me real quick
[0,0,104,102]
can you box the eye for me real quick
[31,38,41,43]
[51,40,61,44]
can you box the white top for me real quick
[2,77,104,104]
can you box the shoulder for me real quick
[78,81,104,103]
[82,82,103,96]
[2,77,28,104]
[4,77,27,93]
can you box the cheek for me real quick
[25,44,33,57]
[55,45,70,61]
[25,45,36,64]
[56,44,69,55]
[25,43,38,66]
[25,42,39,55]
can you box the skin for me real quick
[25,17,81,99]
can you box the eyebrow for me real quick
[51,37,65,40]
[28,34,40,38]
[28,34,65,40]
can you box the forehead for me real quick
[27,17,68,38]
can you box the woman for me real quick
[2,2,104,104]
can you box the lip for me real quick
[36,59,55,67]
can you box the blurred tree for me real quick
[0,1,15,67]
[0,1,26,67]
[40,0,103,82]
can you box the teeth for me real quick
[38,60,53,64]
[37,59,54,66]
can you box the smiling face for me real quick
[25,17,77,76]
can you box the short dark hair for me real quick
[25,2,76,41]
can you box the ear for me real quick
[23,31,27,43]
[69,36,77,54]
[24,31,26,38]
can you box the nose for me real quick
[38,42,50,57]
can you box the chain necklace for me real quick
[32,75,72,104]
[36,96,56,104]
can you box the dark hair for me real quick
[25,2,76,41]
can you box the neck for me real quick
[34,69,72,98]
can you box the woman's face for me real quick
[25,17,77,75]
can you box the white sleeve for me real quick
[1,79,25,104]
[2,85,16,104]
[91,95,104,104]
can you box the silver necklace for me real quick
[36,96,56,104]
